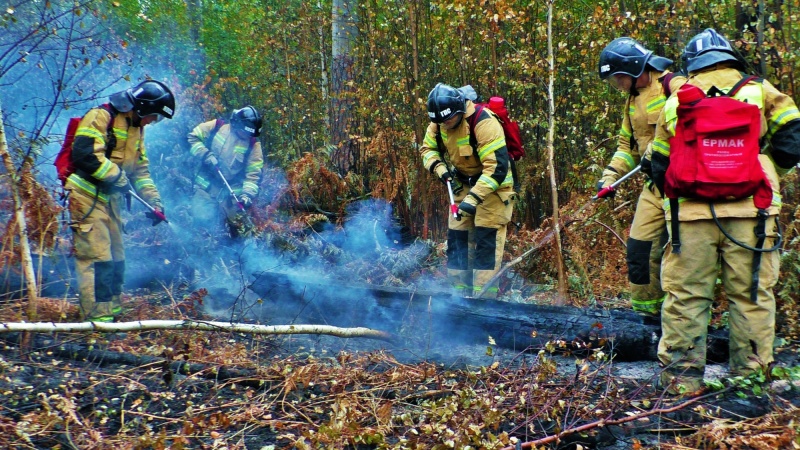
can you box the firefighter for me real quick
[420,83,515,299]
[650,28,800,394]
[186,106,265,237]
[596,37,686,317]
[67,79,175,322]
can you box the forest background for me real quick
[2,0,800,320]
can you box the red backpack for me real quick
[665,75,771,209]
[55,104,117,185]
[469,96,525,161]
[434,96,525,191]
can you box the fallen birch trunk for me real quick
[0,320,393,341]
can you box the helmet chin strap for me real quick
[629,71,649,97]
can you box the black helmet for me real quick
[130,80,175,120]
[598,37,673,80]
[427,83,465,124]
[682,28,740,72]
[230,106,262,137]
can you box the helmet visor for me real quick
[607,74,631,93]
[143,113,165,123]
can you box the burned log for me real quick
[247,271,729,362]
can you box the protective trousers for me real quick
[627,184,668,315]
[68,191,125,321]
[658,217,779,390]
[447,188,513,299]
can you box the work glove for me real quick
[203,153,219,169]
[145,204,166,226]
[595,178,616,199]
[107,171,129,194]
[239,194,253,210]
[651,153,669,197]
[458,193,480,217]
[433,163,453,184]
[640,157,653,179]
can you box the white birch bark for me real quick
[0,319,393,341]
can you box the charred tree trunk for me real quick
[248,271,729,363]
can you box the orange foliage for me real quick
[282,152,354,219]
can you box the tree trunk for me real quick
[0,101,39,321]
[319,0,330,139]
[546,1,568,305]
[408,0,423,144]
[331,0,358,173]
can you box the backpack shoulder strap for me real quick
[99,103,117,118]
[206,119,225,147]
[467,105,485,153]
[707,75,761,98]
[435,124,445,155]
[728,75,760,97]
[468,104,484,129]
[98,103,118,157]
[249,137,257,153]
[660,73,677,98]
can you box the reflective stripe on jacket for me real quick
[69,109,160,206]
[602,70,686,183]
[187,120,264,198]
[419,101,514,201]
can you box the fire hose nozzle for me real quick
[216,169,242,206]
[152,209,168,222]
[446,179,460,219]
[591,164,643,201]
[127,189,169,224]
[593,185,616,200]
[215,169,256,229]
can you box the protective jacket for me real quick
[601,70,686,184]
[66,106,162,321]
[188,120,264,200]
[68,107,161,207]
[420,101,515,203]
[651,64,800,389]
[600,70,685,315]
[652,66,800,219]
[419,101,514,298]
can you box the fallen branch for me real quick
[501,387,731,450]
[0,320,393,341]
[583,219,626,247]
[476,192,633,299]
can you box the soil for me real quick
[1,293,799,449]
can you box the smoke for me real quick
[0,4,498,359]
[158,195,477,351]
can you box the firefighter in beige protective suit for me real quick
[596,37,686,316]
[187,106,264,238]
[67,80,175,322]
[420,83,515,299]
[650,29,800,395]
